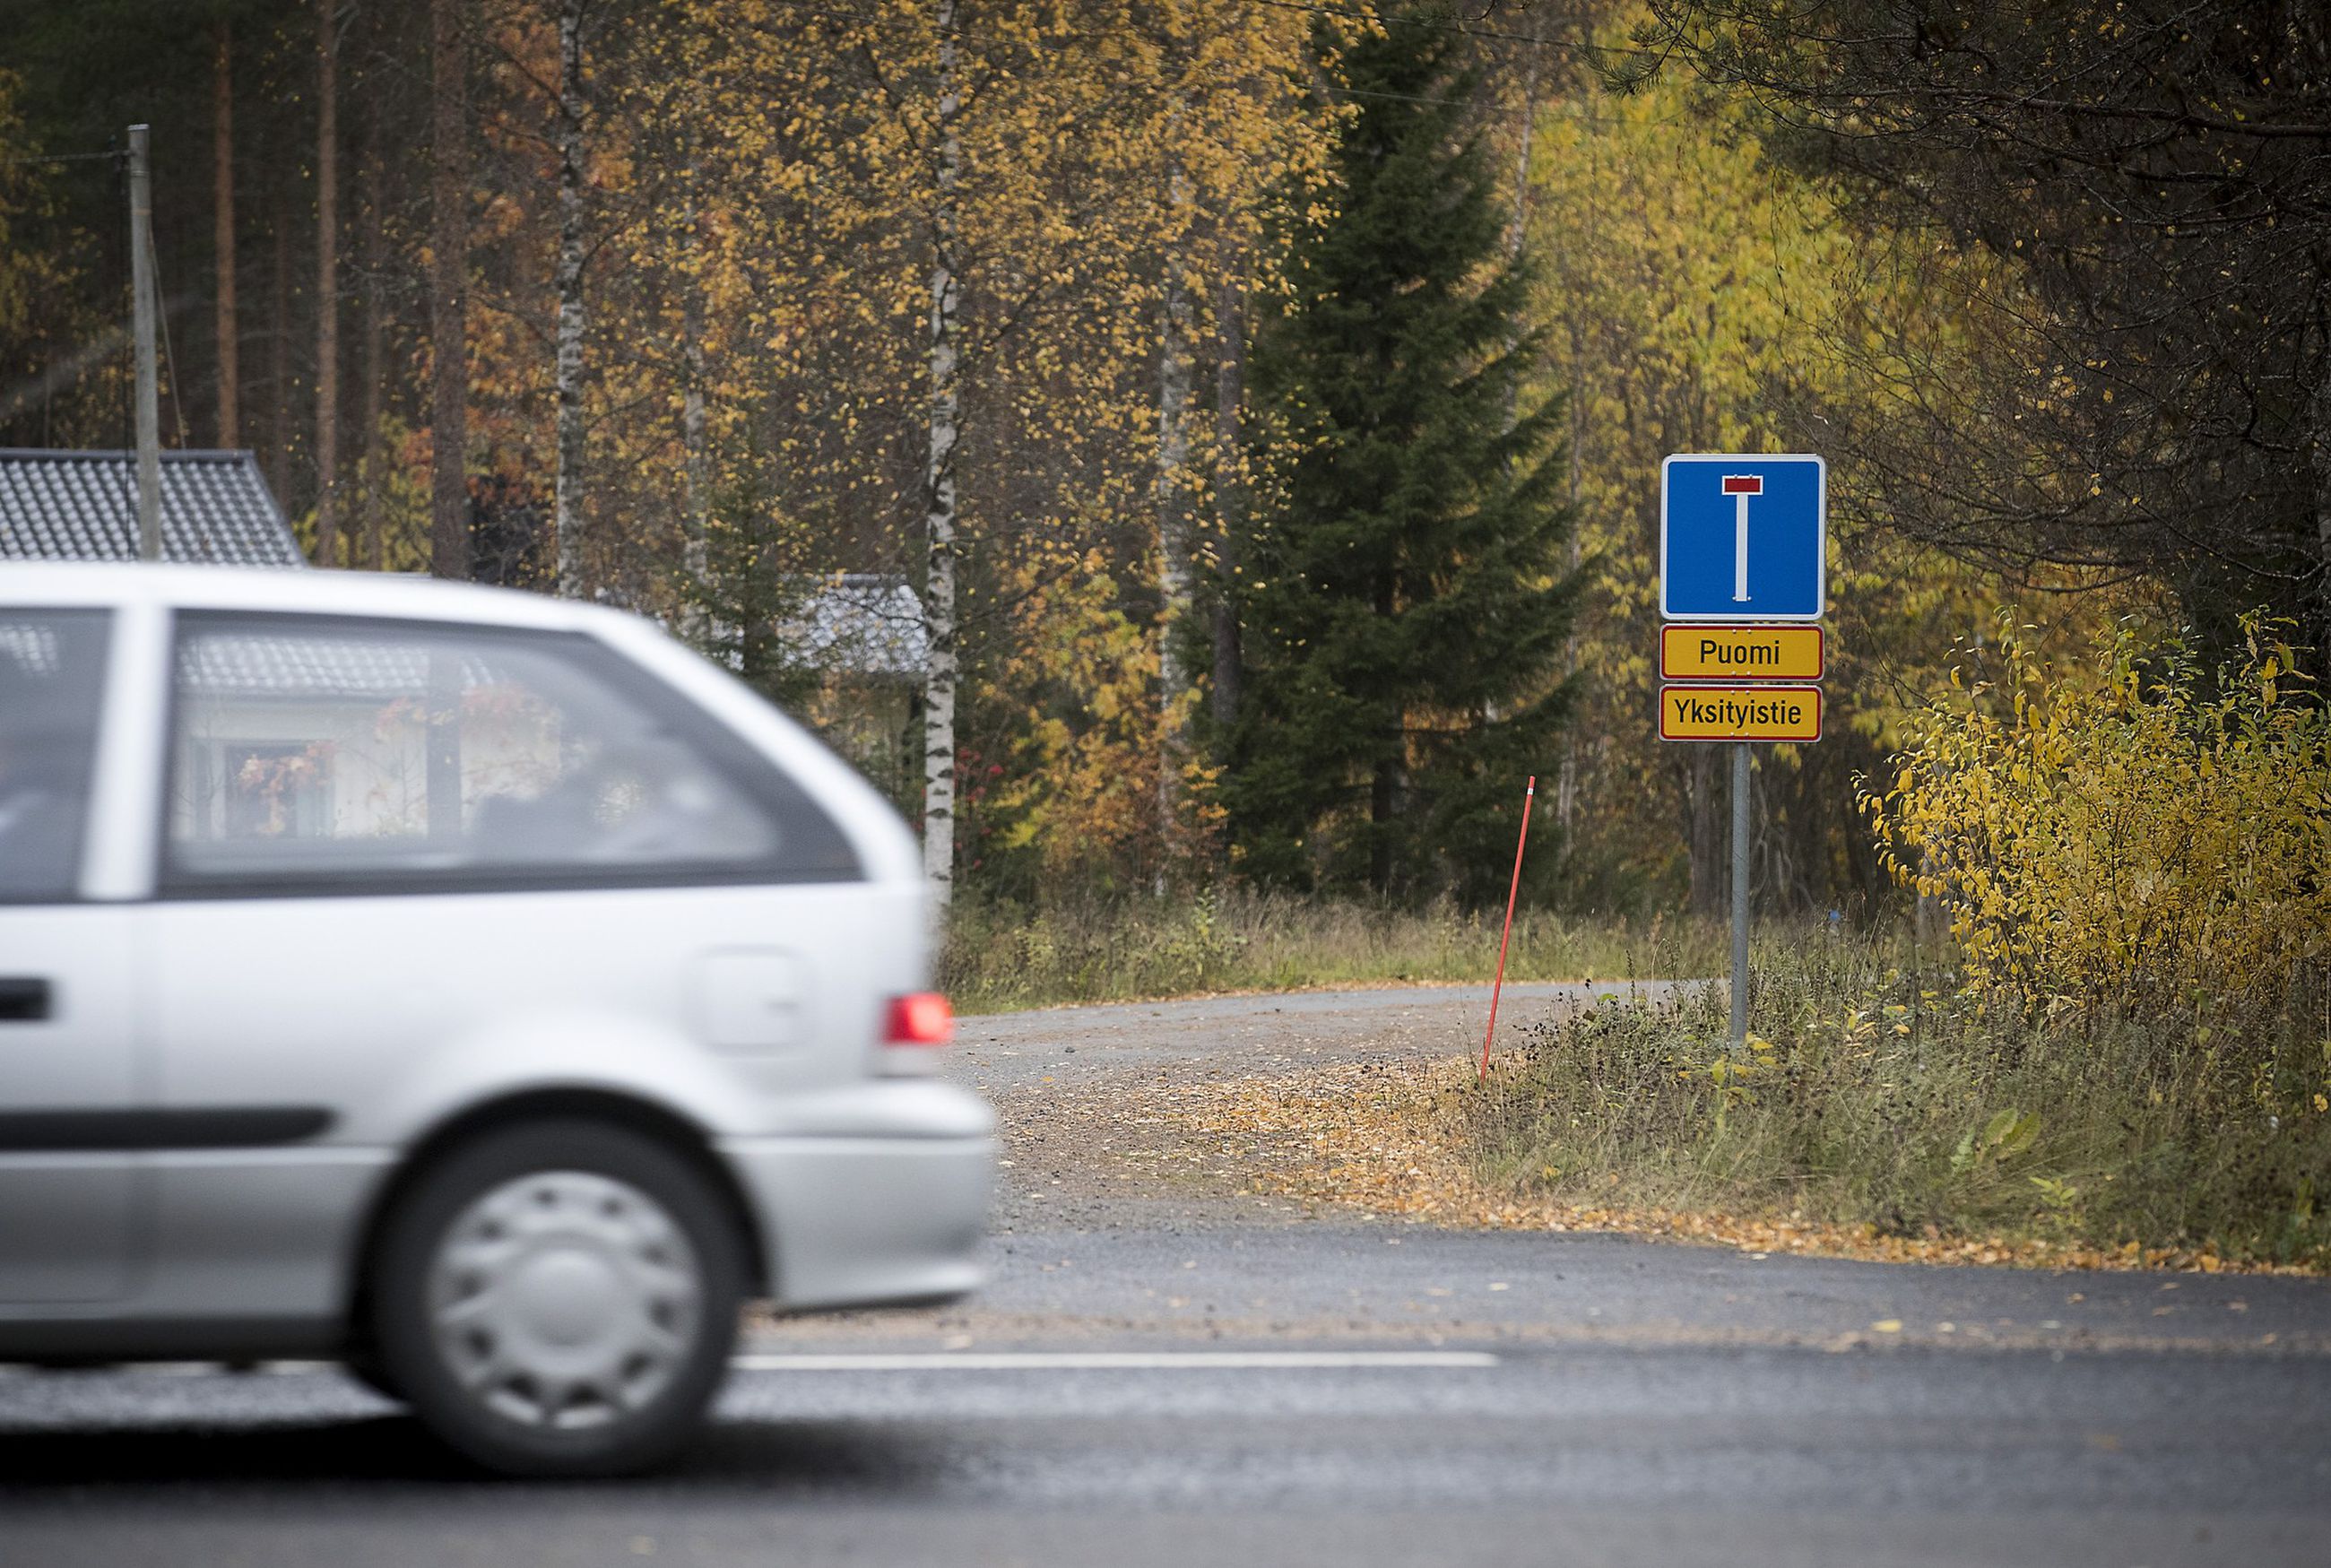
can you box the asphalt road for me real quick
[3,983,2327,1567]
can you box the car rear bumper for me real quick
[718,1129,994,1312]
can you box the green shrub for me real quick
[1866,614,2330,1014]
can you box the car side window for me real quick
[163,614,858,893]
[0,610,110,904]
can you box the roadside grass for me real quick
[1463,928,2331,1270]
[940,888,1728,1014]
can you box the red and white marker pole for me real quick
[1478,775,1535,1082]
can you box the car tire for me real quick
[368,1119,745,1477]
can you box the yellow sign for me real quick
[1659,684,1823,742]
[1662,623,1824,681]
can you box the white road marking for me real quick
[729,1350,1498,1372]
[5,1350,1500,1380]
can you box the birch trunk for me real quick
[1154,219,1196,887]
[1209,273,1244,730]
[312,0,341,567]
[920,0,964,908]
[551,0,589,599]
[428,0,469,580]
[212,20,238,449]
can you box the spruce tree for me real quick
[1223,13,1578,903]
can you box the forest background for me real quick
[1,0,2325,949]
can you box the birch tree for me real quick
[550,0,590,599]
[920,0,964,903]
[1151,136,1196,888]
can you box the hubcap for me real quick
[426,1170,702,1430]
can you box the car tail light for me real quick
[885,992,954,1046]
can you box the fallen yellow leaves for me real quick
[1155,1053,2317,1277]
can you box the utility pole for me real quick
[128,124,162,562]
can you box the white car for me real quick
[0,564,992,1474]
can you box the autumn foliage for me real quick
[1867,617,2331,1014]
[0,0,2324,935]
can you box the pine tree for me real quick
[1224,12,1578,904]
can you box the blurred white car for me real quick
[0,564,992,1474]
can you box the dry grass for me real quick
[1451,931,2331,1272]
[951,892,2330,1272]
[1122,923,2331,1274]
[1166,1052,2315,1274]
[942,888,1727,1014]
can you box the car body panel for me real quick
[722,1133,992,1311]
[0,562,992,1356]
[0,906,147,1304]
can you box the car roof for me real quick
[0,562,629,636]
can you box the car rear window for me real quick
[160,612,857,896]
[0,610,110,904]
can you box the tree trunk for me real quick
[1370,756,1395,896]
[268,188,291,506]
[312,0,340,567]
[428,0,469,580]
[551,0,588,599]
[1685,745,1724,919]
[1913,843,1941,947]
[2313,270,2331,652]
[1554,309,1584,840]
[360,107,385,571]
[1154,208,1195,887]
[1209,273,1244,730]
[1498,25,1539,427]
[1371,570,1398,895]
[680,192,709,639]
[212,19,238,449]
[920,0,964,909]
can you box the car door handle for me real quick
[0,977,52,1022]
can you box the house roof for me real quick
[0,449,306,568]
[178,632,500,704]
[783,574,926,678]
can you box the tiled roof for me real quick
[0,448,306,568]
[178,634,499,702]
[783,574,926,678]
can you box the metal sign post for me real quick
[1730,743,1750,1046]
[1658,454,1828,1052]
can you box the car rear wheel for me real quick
[368,1120,745,1477]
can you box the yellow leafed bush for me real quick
[1866,614,2330,1011]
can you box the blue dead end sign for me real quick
[1659,454,1825,621]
